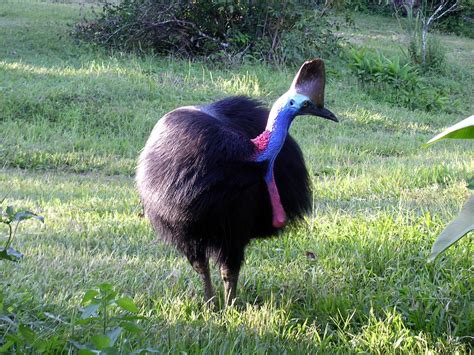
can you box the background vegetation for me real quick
[0,0,473,352]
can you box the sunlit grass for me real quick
[0,0,473,353]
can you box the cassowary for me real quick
[136,59,337,305]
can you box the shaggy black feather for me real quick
[136,96,310,271]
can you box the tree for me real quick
[417,0,460,66]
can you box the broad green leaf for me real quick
[0,247,23,262]
[116,297,139,313]
[78,349,96,355]
[428,195,474,262]
[98,283,113,293]
[425,115,474,146]
[82,289,99,304]
[121,321,143,333]
[19,324,37,344]
[91,334,110,350]
[5,206,14,220]
[0,340,14,353]
[106,327,122,346]
[81,303,100,319]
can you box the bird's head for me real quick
[266,59,338,130]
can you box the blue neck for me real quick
[255,107,296,182]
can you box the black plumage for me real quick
[136,59,337,305]
[136,97,310,300]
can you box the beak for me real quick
[298,102,338,122]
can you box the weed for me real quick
[0,200,44,262]
[71,283,148,353]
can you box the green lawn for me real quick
[1,1,473,353]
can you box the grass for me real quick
[1,1,473,353]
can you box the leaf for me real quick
[121,321,143,333]
[0,340,14,353]
[5,206,14,220]
[13,211,44,223]
[81,303,100,319]
[98,283,113,293]
[0,247,23,262]
[428,195,474,262]
[116,297,139,313]
[425,115,474,146]
[19,324,37,344]
[106,327,122,346]
[82,289,99,304]
[91,334,110,350]
[467,177,474,191]
[75,317,101,325]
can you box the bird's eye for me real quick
[289,99,295,106]
[302,101,309,108]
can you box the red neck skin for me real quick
[251,130,287,228]
[266,174,287,228]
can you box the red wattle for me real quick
[251,130,271,154]
[266,176,286,228]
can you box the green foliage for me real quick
[74,0,343,64]
[0,283,148,353]
[0,201,44,262]
[433,0,474,38]
[408,34,447,70]
[347,47,452,111]
[426,115,474,144]
[428,195,474,262]
[426,116,474,262]
[0,289,69,353]
[71,283,145,353]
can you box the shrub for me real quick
[74,0,343,64]
[347,47,453,112]
[408,33,446,70]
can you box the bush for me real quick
[435,1,474,38]
[407,33,446,70]
[347,47,454,112]
[74,0,343,64]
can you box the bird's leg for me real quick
[191,259,214,303]
[220,264,240,307]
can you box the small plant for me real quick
[0,199,44,262]
[71,283,145,353]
